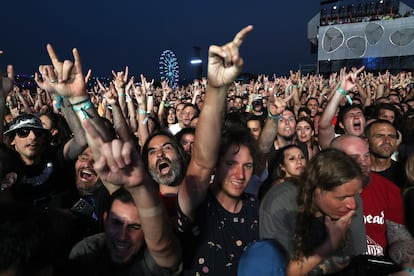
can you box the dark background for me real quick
[1,0,413,83]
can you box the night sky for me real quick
[1,0,413,83]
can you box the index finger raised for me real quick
[232,25,254,47]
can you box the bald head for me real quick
[330,135,371,187]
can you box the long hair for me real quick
[272,144,305,183]
[141,130,189,183]
[292,148,362,260]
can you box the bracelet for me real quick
[337,86,348,95]
[267,110,283,121]
[54,96,65,109]
[72,100,93,119]
[345,94,353,105]
[67,97,89,107]
[137,108,148,114]
[118,93,126,97]
[403,267,414,276]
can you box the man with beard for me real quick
[318,67,365,149]
[141,130,188,217]
[71,146,110,236]
[365,119,404,188]
[45,43,182,275]
[331,135,414,273]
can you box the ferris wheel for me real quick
[159,50,179,88]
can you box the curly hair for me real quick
[292,148,362,261]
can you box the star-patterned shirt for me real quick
[177,191,259,275]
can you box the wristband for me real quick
[72,100,93,119]
[137,108,148,114]
[337,86,348,95]
[267,110,283,121]
[345,94,353,105]
[247,104,253,112]
[118,93,126,97]
[403,267,414,276]
[54,96,65,109]
[68,97,89,107]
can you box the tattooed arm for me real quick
[386,220,414,271]
[308,256,351,275]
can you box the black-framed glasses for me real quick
[15,128,47,139]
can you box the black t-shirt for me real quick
[68,233,182,276]
[12,145,77,209]
[177,191,260,275]
[375,160,404,189]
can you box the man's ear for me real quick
[339,121,344,130]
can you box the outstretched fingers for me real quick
[73,48,84,76]
[83,119,104,161]
[46,44,61,71]
[284,89,296,102]
[232,25,254,48]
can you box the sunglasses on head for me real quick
[15,128,47,138]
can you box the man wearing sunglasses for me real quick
[3,113,82,209]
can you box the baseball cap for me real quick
[238,240,286,276]
[4,114,49,136]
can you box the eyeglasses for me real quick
[15,128,47,138]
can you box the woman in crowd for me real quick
[296,116,320,159]
[260,149,364,275]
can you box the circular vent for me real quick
[346,36,366,57]
[365,23,384,45]
[322,27,345,53]
[390,28,414,46]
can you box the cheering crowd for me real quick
[1,25,414,275]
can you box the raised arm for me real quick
[257,91,295,154]
[0,54,14,141]
[318,66,364,149]
[83,117,181,269]
[36,44,112,158]
[112,66,129,119]
[178,25,253,220]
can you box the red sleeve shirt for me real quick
[361,172,404,256]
